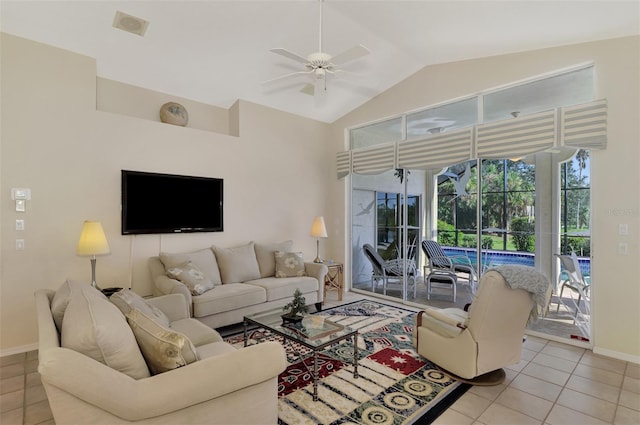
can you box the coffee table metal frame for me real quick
[243,309,359,401]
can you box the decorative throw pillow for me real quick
[160,248,222,286]
[126,309,199,375]
[110,289,170,327]
[61,286,150,380]
[51,279,106,332]
[166,261,215,295]
[212,242,261,284]
[274,251,307,278]
[254,240,294,278]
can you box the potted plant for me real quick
[281,289,309,323]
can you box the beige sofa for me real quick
[149,241,328,329]
[35,281,287,424]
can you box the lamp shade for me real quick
[310,216,328,238]
[76,221,111,256]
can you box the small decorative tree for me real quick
[282,288,309,319]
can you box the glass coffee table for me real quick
[243,309,359,401]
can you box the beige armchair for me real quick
[413,270,534,382]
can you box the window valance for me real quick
[337,99,606,178]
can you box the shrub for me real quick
[437,220,456,246]
[564,237,591,257]
[511,217,535,252]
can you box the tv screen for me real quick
[121,170,223,234]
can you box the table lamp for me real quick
[310,216,328,263]
[76,220,111,289]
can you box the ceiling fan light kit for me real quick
[264,0,370,100]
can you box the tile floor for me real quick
[0,350,53,425]
[1,291,638,425]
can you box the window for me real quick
[436,159,535,253]
[561,150,591,256]
[376,192,420,261]
[350,117,402,149]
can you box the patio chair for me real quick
[421,240,477,295]
[363,243,417,297]
[554,253,591,325]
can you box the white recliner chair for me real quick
[413,269,536,382]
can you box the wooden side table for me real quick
[323,263,344,303]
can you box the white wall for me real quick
[329,36,640,362]
[0,33,331,352]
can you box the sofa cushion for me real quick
[160,248,222,285]
[254,240,293,278]
[246,276,318,302]
[191,284,266,317]
[61,286,150,380]
[166,261,215,295]
[51,279,106,332]
[110,289,170,327]
[274,251,307,278]
[212,242,261,284]
[126,309,199,375]
[169,318,223,347]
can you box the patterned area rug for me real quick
[225,300,470,424]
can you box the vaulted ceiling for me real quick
[2,1,638,123]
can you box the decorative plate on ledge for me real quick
[160,102,188,126]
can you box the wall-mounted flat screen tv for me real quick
[121,170,223,235]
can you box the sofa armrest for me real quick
[146,294,190,322]
[39,342,287,421]
[153,275,193,316]
[304,262,328,283]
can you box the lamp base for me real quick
[314,239,324,263]
[90,257,101,291]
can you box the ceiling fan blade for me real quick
[331,44,370,65]
[270,48,309,65]
[314,78,327,107]
[263,70,313,85]
[300,83,314,96]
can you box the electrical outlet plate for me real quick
[619,224,628,235]
[618,242,628,255]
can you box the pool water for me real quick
[444,247,591,276]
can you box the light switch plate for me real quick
[16,219,24,230]
[11,188,31,200]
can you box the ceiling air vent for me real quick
[113,11,149,37]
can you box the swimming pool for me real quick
[443,247,591,276]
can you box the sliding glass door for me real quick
[351,169,422,303]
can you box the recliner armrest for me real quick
[420,308,468,329]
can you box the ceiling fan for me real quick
[264,0,370,100]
